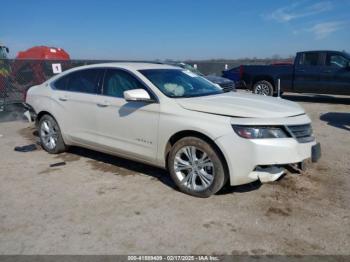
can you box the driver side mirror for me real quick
[124,89,154,102]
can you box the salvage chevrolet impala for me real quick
[25,63,321,197]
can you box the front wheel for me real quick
[253,80,274,96]
[168,137,227,198]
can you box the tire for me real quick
[253,80,274,96]
[38,114,67,154]
[168,137,227,198]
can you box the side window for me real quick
[103,69,144,98]
[66,69,100,94]
[326,53,349,68]
[299,53,320,66]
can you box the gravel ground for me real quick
[0,93,349,255]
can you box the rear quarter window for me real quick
[54,75,69,90]
[299,53,320,66]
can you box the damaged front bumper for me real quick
[248,142,321,183]
[216,130,322,186]
[249,166,285,183]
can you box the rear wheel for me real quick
[39,114,67,154]
[253,80,274,96]
[168,137,227,198]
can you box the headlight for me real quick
[232,126,288,139]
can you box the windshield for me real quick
[140,69,223,98]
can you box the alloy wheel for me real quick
[174,146,214,191]
[254,83,271,96]
[40,119,58,150]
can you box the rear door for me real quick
[319,52,350,95]
[293,52,324,93]
[52,68,104,146]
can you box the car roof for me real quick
[47,62,183,83]
[297,50,342,53]
[66,62,181,72]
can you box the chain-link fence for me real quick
[0,59,111,110]
[0,58,285,111]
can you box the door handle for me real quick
[58,97,68,101]
[97,102,109,107]
[323,70,332,73]
[296,69,305,72]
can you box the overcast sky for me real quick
[1,0,350,60]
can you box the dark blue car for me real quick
[222,66,241,87]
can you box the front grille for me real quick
[287,124,314,143]
[219,82,234,92]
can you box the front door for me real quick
[95,68,160,163]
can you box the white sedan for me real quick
[25,63,321,197]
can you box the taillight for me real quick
[239,65,244,79]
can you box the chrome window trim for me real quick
[50,66,159,103]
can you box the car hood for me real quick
[204,75,233,84]
[176,92,305,118]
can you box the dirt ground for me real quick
[0,93,349,255]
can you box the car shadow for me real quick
[61,147,264,196]
[217,180,262,195]
[320,112,350,132]
[118,102,150,117]
[282,94,350,105]
[67,146,177,190]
